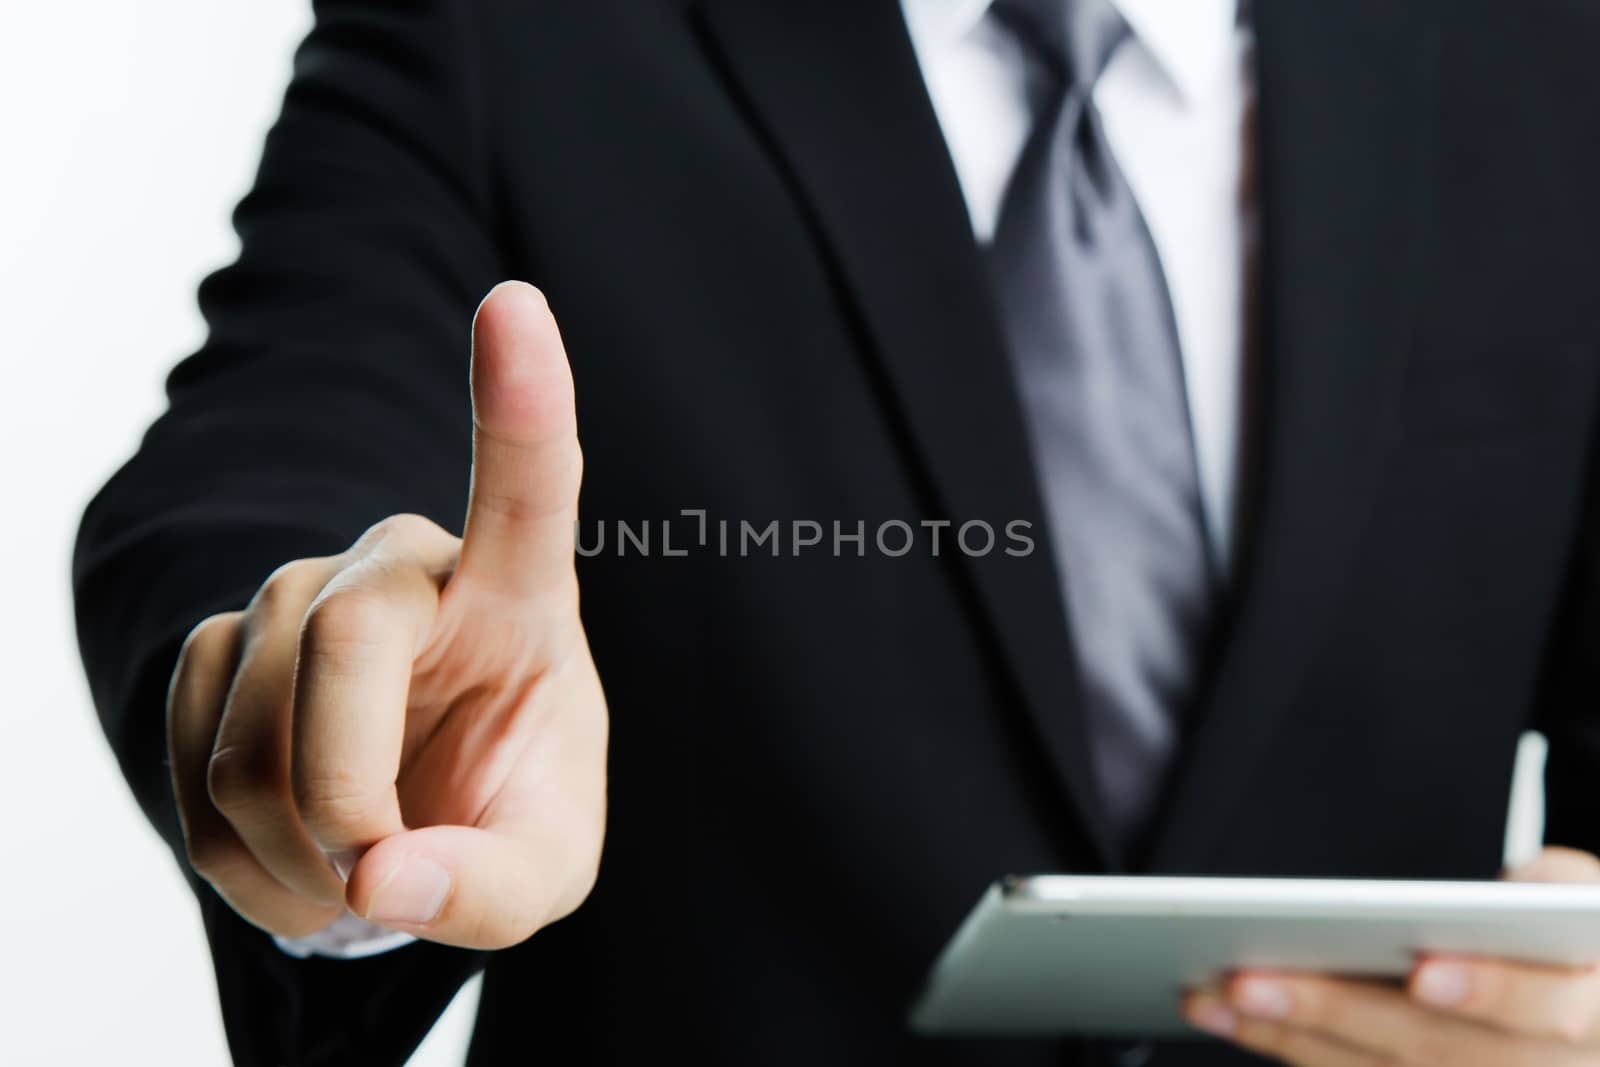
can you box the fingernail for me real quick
[327,848,361,882]
[1234,978,1292,1019]
[1414,962,1471,1007]
[1187,998,1237,1036]
[365,855,451,926]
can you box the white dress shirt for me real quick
[279,0,1258,960]
[904,0,1256,566]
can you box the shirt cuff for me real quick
[273,911,418,960]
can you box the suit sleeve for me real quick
[73,1,505,1062]
[1535,429,1600,860]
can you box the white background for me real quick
[0,2,1550,1065]
[0,3,478,1064]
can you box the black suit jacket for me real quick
[74,1,1600,1064]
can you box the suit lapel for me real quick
[695,0,1115,864]
[1146,0,1442,871]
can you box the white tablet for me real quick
[910,875,1600,1037]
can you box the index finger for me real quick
[457,281,583,601]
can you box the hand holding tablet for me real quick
[914,848,1600,1062]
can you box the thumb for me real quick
[346,823,593,949]
[457,280,583,600]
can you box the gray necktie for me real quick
[987,0,1217,851]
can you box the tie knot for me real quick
[992,0,1130,94]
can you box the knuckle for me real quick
[552,860,601,927]
[541,876,594,932]
[372,512,425,538]
[1283,981,1335,1030]
[574,846,603,903]
[461,907,508,950]
[293,771,381,839]
[474,443,584,525]
[300,589,391,654]
[206,744,287,815]
[364,512,439,547]
[252,558,328,618]
[459,854,563,950]
[474,484,560,525]
[553,828,604,921]
[569,442,585,487]
[488,893,546,951]
[1460,964,1504,1015]
[560,441,584,496]
[179,612,241,667]
[1552,998,1595,1044]
[169,613,243,712]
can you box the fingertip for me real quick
[1218,969,1268,1002]
[476,277,547,314]
[469,281,574,442]
[1410,958,1472,1008]
[1184,992,1238,1037]
[473,281,554,355]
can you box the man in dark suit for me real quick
[74,0,1600,1063]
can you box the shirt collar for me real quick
[902,0,1241,102]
